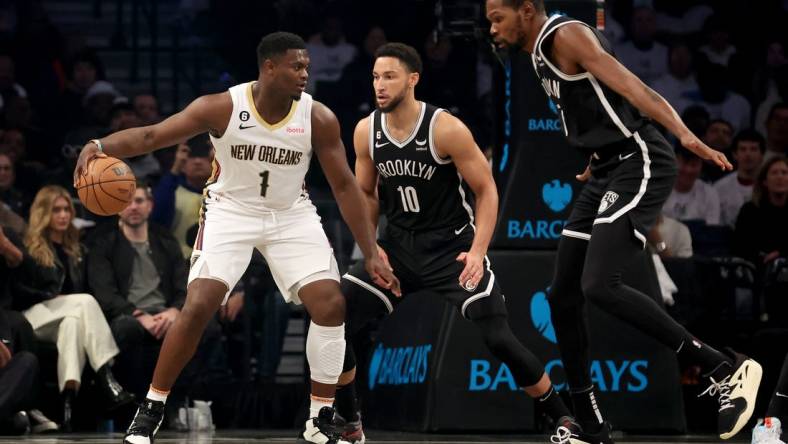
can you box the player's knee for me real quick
[477,316,513,354]
[547,283,582,312]
[306,321,346,384]
[580,268,620,306]
[181,294,219,325]
[311,289,346,326]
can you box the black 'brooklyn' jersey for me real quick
[532,15,650,154]
[369,102,474,232]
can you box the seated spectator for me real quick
[648,215,693,258]
[733,156,788,266]
[87,184,191,395]
[0,152,27,217]
[681,105,711,138]
[714,130,766,227]
[57,50,103,134]
[132,93,162,126]
[0,54,28,115]
[152,135,212,257]
[701,119,734,181]
[764,103,788,163]
[698,15,737,67]
[652,42,699,108]
[675,56,751,133]
[12,186,134,430]
[614,6,668,86]
[0,128,43,197]
[753,41,787,136]
[305,15,357,101]
[663,147,721,225]
[0,310,58,434]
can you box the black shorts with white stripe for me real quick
[562,125,677,247]
[342,222,507,330]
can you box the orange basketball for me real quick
[75,156,136,216]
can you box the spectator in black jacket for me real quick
[13,185,133,429]
[87,184,226,398]
[87,184,187,350]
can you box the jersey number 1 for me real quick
[397,186,420,213]
[259,170,270,197]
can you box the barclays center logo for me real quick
[368,343,432,390]
[527,98,562,132]
[530,288,556,343]
[507,179,571,239]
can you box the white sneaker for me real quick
[28,409,58,433]
[298,406,351,444]
[752,417,785,444]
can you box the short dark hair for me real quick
[501,0,545,12]
[186,133,212,158]
[256,32,306,67]
[767,102,788,122]
[375,43,423,74]
[135,180,153,199]
[706,118,733,133]
[732,129,766,153]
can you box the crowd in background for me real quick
[0,0,785,436]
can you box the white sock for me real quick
[146,385,169,403]
[309,395,334,419]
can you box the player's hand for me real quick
[365,255,401,297]
[376,244,392,271]
[681,134,733,171]
[576,165,591,182]
[73,142,107,187]
[456,251,484,292]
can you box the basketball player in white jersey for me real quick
[74,32,399,444]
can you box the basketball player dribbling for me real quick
[333,42,578,444]
[486,1,762,442]
[73,32,399,444]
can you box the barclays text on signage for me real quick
[507,219,566,239]
[527,99,563,133]
[368,343,432,390]
[469,359,649,393]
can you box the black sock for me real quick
[677,336,734,380]
[570,385,604,433]
[767,354,788,421]
[538,386,571,423]
[335,382,360,422]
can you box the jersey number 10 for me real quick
[397,186,420,213]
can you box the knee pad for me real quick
[306,321,346,385]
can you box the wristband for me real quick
[89,139,104,152]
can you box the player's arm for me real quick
[553,24,732,171]
[433,112,498,290]
[352,117,380,232]
[73,92,233,183]
[311,102,400,295]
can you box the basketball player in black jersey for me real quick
[486,1,762,442]
[334,42,582,444]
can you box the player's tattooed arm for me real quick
[433,113,498,289]
[554,24,732,170]
[74,92,232,182]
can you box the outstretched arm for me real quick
[553,24,732,171]
[312,102,400,295]
[73,92,233,183]
[433,112,498,290]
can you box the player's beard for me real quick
[377,89,407,113]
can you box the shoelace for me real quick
[698,375,734,411]
[127,403,162,435]
[550,425,573,444]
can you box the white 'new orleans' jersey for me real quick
[207,81,313,210]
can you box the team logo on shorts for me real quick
[463,280,478,292]
[598,191,619,214]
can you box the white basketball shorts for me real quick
[188,193,340,304]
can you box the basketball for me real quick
[75,156,136,216]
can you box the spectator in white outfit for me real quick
[615,6,668,86]
[714,130,766,227]
[663,147,721,225]
[12,186,133,430]
[652,42,699,109]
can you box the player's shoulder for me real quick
[433,110,469,137]
[309,99,339,125]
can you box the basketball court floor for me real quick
[0,431,751,443]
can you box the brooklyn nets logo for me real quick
[598,191,619,214]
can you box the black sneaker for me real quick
[550,416,615,444]
[298,406,351,444]
[334,410,365,444]
[28,409,58,433]
[699,349,762,440]
[124,399,165,444]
